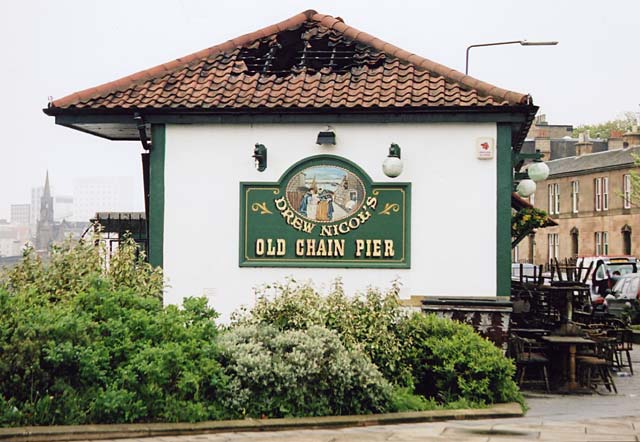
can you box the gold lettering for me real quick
[384,240,395,257]
[292,217,302,230]
[281,209,295,224]
[302,221,315,234]
[334,239,345,257]
[306,239,316,256]
[366,196,378,210]
[274,197,287,211]
[357,209,372,223]
[266,238,276,256]
[366,239,372,256]
[338,222,350,234]
[255,239,265,256]
[355,239,365,257]
[320,225,334,237]
[296,239,304,256]
[348,217,361,230]
[372,239,382,257]
[277,239,286,256]
[316,240,327,256]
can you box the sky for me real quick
[1,0,639,219]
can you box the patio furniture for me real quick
[609,328,634,375]
[541,335,596,393]
[511,335,550,392]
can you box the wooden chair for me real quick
[576,334,617,393]
[609,328,634,375]
[511,335,551,392]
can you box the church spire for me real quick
[43,170,51,199]
[39,171,54,224]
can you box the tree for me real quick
[572,112,638,139]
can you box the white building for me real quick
[72,177,138,222]
[45,10,536,319]
[10,204,31,225]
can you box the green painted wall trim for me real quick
[496,123,512,297]
[149,124,165,267]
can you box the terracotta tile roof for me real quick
[47,10,532,112]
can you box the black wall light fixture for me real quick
[253,143,267,172]
[316,126,336,146]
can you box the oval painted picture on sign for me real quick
[285,165,366,223]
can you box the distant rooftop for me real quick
[547,146,640,177]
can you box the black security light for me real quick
[316,126,336,146]
[253,143,267,172]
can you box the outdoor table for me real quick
[545,284,590,323]
[541,335,595,392]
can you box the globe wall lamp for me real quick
[465,40,558,75]
[514,149,549,198]
[382,143,403,178]
[253,143,267,172]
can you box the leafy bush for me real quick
[232,278,411,386]
[1,235,163,301]
[0,238,226,426]
[218,324,393,418]
[400,313,523,406]
[233,279,523,408]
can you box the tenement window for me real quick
[548,233,559,263]
[595,231,609,256]
[623,174,632,209]
[548,183,560,215]
[571,180,579,214]
[594,178,602,211]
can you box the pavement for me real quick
[4,350,640,442]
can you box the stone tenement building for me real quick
[517,130,640,264]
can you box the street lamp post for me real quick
[465,40,558,75]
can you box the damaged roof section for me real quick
[46,10,534,113]
[237,22,384,77]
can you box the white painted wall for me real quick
[164,122,498,320]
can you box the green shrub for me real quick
[218,324,393,418]
[400,313,523,406]
[0,238,227,426]
[232,278,411,386]
[233,279,523,408]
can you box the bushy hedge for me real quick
[219,325,392,418]
[0,239,226,426]
[400,314,522,405]
[234,279,523,407]
[233,278,411,386]
[0,240,523,426]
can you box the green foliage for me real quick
[218,324,393,418]
[512,207,550,239]
[232,279,523,408]
[572,112,638,139]
[0,237,227,426]
[400,313,523,406]
[232,278,412,386]
[1,234,163,301]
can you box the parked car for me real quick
[580,256,638,300]
[601,273,640,324]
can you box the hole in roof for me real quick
[237,23,385,77]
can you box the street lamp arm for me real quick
[465,40,558,75]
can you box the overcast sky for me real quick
[1,0,638,219]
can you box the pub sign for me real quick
[240,155,410,268]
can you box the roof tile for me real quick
[48,10,531,112]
